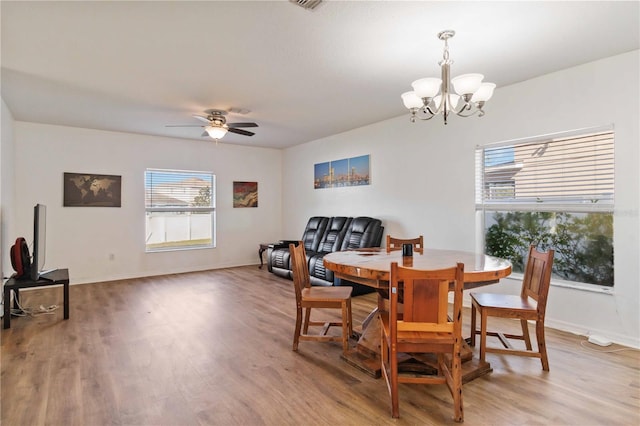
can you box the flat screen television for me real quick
[31,204,47,281]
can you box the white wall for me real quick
[11,122,283,284]
[282,51,640,348]
[1,98,16,280]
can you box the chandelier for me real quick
[401,30,495,125]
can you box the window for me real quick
[475,127,614,288]
[145,169,216,251]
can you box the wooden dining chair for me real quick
[380,261,465,422]
[470,245,554,371]
[386,235,424,254]
[289,242,353,355]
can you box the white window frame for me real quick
[145,168,216,252]
[475,125,614,292]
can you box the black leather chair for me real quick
[268,216,328,279]
[308,217,352,287]
[267,216,383,295]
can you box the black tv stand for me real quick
[3,268,69,329]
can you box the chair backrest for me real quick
[317,217,352,253]
[340,217,383,250]
[386,235,424,254]
[290,242,311,303]
[521,245,554,315]
[389,262,464,339]
[301,217,329,252]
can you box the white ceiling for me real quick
[2,1,639,149]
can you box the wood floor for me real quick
[2,265,639,425]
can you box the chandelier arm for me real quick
[455,104,482,118]
[448,102,461,115]
[424,104,439,116]
[419,104,438,120]
[418,113,438,121]
[420,98,439,116]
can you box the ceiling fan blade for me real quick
[228,128,255,137]
[192,115,212,124]
[166,124,205,127]
[227,122,258,128]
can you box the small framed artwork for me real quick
[63,172,122,207]
[233,181,258,208]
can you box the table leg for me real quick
[3,287,10,329]
[341,304,493,382]
[341,315,383,378]
[258,244,267,269]
[13,288,20,310]
[63,282,70,320]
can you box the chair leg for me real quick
[302,307,311,334]
[390,345,400,418]
[521,319,533,350]
[293,306,302,351]
[341,301,349,355]
[536,320,550,371]
[470,302,477,347]
[381,338,388,368]
[479,309,488,364]
[451,340,464,423]
[347,298,353,338]
[380,323,397,416]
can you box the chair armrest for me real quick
[270,240,299,249]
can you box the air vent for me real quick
[228,107,251,115]
[290,0,322,10]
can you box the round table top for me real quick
[323,248,512,285]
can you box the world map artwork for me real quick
[63,173,122,207]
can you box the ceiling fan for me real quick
[166,109,258,140]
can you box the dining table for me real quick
[323,247,512,382]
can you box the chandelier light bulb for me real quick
[451,73,484,96]
[411,78,442,99]
[401,91,423,109]
[471,82,496,102]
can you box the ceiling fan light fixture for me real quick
[205,126,228,140]
[167,109,257,140]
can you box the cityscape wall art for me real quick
[314,155,370,189]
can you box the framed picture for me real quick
[314,154,370,189]
[233,181,258,208]
[63,172,122,207]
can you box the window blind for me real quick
[476,129,614,211]
[145,169,215,211]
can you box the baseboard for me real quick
[544,318,639,349]
[63,261,260,286]
[458,295,639,349]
